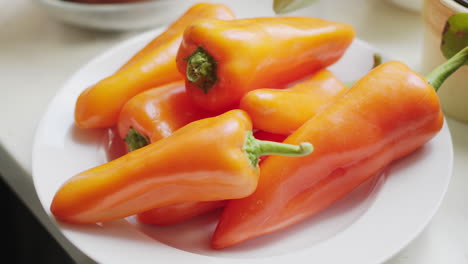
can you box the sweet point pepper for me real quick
[117,81,225,225]
[51,110,313,224]
[117,80,211,151]
[211,47,468,249]
[74,3,235,129]
[176,16,355,112]
[240,69,348,135]
[135,134,286,226]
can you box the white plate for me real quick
[32,28,453,264]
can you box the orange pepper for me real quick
[74,3,235,129]
[136,129,287,227]
[117,81,224,225]
[51,110,313,224]
[211,57,458,248]
[176,16,355,112]
[117,81,211,151]
[135,130,287,227]
[240,69,348,135]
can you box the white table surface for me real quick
[1,0,467,263]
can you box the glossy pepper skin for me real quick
[51,110,312,224]
[176,17,355,112]
[74,3,235,128]
[240,69,347,135]
[117,80,211,150]
[211,61,444,249]
[137,200,227,226]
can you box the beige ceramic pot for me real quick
[422,0,468,122]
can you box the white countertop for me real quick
[1,0,467,263]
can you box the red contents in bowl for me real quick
[63,0,153,4]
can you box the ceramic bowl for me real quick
[37,0,199,31]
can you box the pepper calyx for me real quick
[124,127,150,152]
[185,46,218,94]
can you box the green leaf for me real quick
[441,13,468,66]
[273,0,319,14]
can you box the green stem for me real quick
[185,46,217,93]
[373,53,382,69]
[426,46,468,92]
[124,127,150,152]
[243,131,313,168]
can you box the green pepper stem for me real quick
[426,46,468,91]
[185,46,217,93]
[373,53,382,69]
[124,127,150,152]
[243,131,313,168]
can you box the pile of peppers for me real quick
[51,2,468,249]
